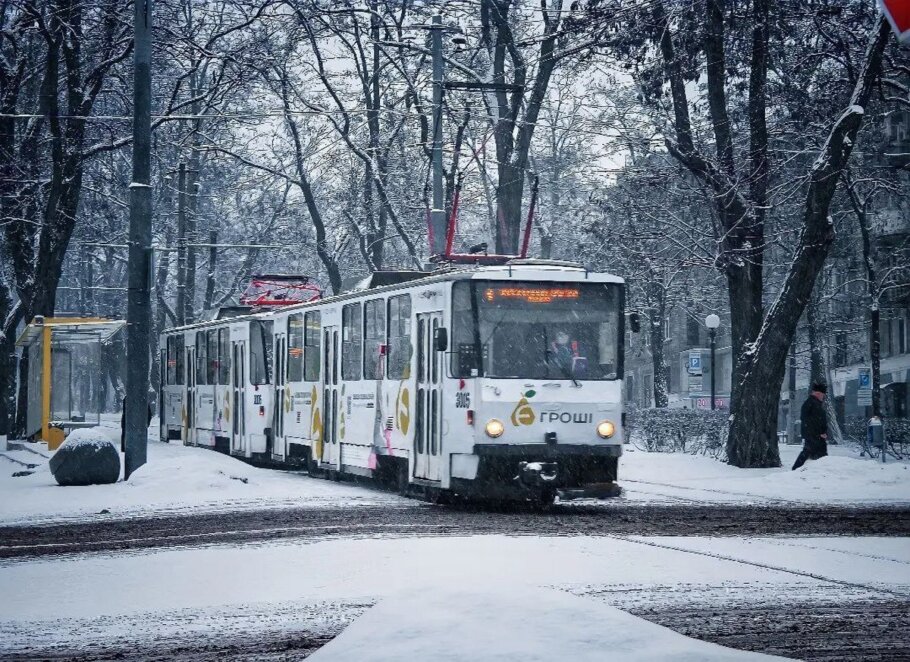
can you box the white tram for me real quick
[160,261,631,501]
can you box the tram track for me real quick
[618,478,803,506]
[2,503,909,560]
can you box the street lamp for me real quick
[705,314,721,410]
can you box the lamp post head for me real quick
[705,313,721,330]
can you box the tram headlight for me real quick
[485,418,505,438]
[596,420,616,439]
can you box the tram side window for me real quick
[206,330,217,384]
[166,336,185,385]
[175,335,184,385]
[363,299,385,380]
[342,303,362,380]
[304,311,321,381]
[218,328,231,385]
[196,332,207,385]
[250,320,273,385]
[287,313,304,382]
[387,295,412,380]
[166,337,176,385]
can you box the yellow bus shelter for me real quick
[16,317,125,450]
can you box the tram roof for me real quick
[162,262,623,334]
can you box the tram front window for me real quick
[451,281,622,380]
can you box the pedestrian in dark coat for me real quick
[792,382,829,470]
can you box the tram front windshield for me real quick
[451,281,622,380]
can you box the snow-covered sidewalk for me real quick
[0,424,403,526]
[616,442,910,506]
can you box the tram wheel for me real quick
[396,459,410,497]
[427,487,453,505]
[536,488,557,507]
[305,446,320,476]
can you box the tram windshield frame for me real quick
[450,280,623,381]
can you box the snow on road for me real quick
[1,534,907,659]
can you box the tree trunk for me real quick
[649,281,669,407]
[495,167,524,253]
[851,180,882,417]
[807,293,843,444]
[204,230,218,311]
[0,285,16,444]
[176,163,187,325]
[152,227,173,400]
[725,17,888,467]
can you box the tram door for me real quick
[415,312,442,481]
[231,341,246,454]
[185,345,196,445]
[273,332,287,458]
[321,326,340,467]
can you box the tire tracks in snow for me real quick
[610,534,910,599]
[3,504,910,560]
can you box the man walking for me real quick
[792,382,829,470]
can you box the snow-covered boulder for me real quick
[49,429,120,486]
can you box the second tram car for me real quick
[160,261,630,502]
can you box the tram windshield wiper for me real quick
[560,361,580,388]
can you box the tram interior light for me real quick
[596,420,615,439]
[485,418,504,438]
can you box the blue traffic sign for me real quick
[858,368,871,389]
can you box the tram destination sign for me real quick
[482,285,580,304]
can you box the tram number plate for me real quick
[455,392,471,408]
[253,394,262,405]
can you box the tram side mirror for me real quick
[433,327,448,352]
[629,313,641,334]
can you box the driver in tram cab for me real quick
[550,331,575,372]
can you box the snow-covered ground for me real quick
[312,587,780,661]
[617,442,910,506]
[3,423,909,659]
[1,534,907,659]
[1,421,908,526]
[0,423,402,526]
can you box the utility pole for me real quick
[125,0,153,480]
[429,14,447,256]
[176,162,187,326]
[185,178,198,323]
[204,229,217,311]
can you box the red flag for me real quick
[880,0,910,42]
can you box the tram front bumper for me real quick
[469,443,622,493]
[473,443,622,458]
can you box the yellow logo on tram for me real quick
[310,385,323,459]
[510,397,536,427]
[396,386,411,435]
